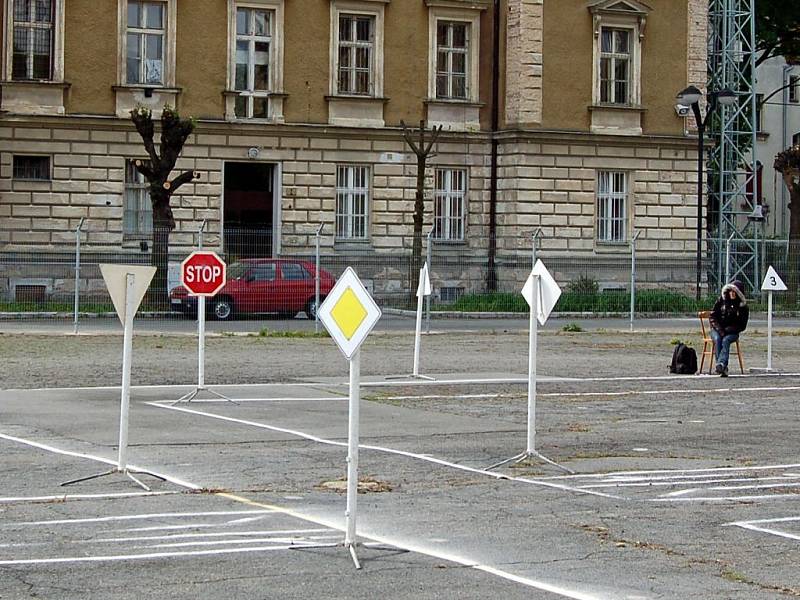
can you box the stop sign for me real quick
[180,251,226,297]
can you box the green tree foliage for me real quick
[755,1,800,67]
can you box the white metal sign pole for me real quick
[117,272,135,471]
[413,281,424,377]
[195,302,206,390]
[767,290,773,371]
[527,273,539,455]
[344,349,362,569]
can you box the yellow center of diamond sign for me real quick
[330,287,368,340]
[318,267,382,359]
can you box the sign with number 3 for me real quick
[761,266,788,292]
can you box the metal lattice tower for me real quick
[707,0,759,292]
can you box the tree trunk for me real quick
[410,153,426,302]
[149,189,175,309]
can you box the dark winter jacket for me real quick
[709,283,749,336]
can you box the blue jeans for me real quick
[711,330,739,368]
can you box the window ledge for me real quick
[425,98,483,108]
[326,96,386,127]
[425,99,482,132]
[756,131,769,141]
[589,103,646,113]
[0,80,70,115]
[113,86,182,118]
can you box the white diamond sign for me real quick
[100,264,157,325]
[761,266,788,292]
[319,267,382,359]
[521,259,561,325]
[416,263,432,298]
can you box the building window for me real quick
[336,14,374,95]
[433,168,466,241]
[234,6,273,118]
[12,155,50,180]
[335,165,369,240]
[124,160,152,236]
[11,0,54,80]
[599,27,631,105]
[435,21,469,100]
[596,170,627,243]
[790,75,799,104]
[755,93,765,132]
[125,1,165,84]
[793,132,800,147]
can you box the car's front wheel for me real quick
[213,297,234,320]
[305,296,325,320]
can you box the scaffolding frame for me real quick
[707,0,760,293]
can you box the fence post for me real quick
[72,217,86,335]
[630,230,641,332]
[315,222,323,333]
[531,228,543,270]
[425,229,433,333]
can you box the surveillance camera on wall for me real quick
[247,147,260,159]
[675,104,691,117]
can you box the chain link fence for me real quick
[2,227,798,327]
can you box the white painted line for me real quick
[135,535,340,549]
[651,493,800,503]
[115,517,268,533]
[0,432,200,491]
[543,463,800,481]
[162,396,346,404]
[0,491,178,503]
[730,524,800,542]
[92,528,333,544]
[20,510,275,526]
[0,544,321,566]
[581,475,800,489]
[150,402,621,500]
[726,516,800,526]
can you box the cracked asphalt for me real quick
[1,316,800,599]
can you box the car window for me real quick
[249,264,276,282]
[228,262,248,280]
[281,262,310,281]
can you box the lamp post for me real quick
[676,85,736,300]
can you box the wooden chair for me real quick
[698,310,745,374]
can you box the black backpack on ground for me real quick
[670,343,697,375]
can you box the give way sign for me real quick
[181,251,226,297]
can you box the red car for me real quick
[170,258,335,320]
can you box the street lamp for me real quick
[676,85,736,300]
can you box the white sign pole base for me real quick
[487,273,573,474]
[62,273,166,491]
[344,349,362,570]
[385,264,435,381]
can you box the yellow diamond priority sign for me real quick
[319,267,382,359]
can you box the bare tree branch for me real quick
[166,170,200,192]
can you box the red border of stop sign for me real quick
[180,251,227,297]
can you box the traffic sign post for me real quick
[386,262,434,381]
[488,254,573,474]
[62,264,166,491]
[174,249,232,404]
[754,266,787,373]
[317,267,382,569]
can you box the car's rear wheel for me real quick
[305,296,324,320]
[213,297,234,320]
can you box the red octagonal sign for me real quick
[181,251,227,297]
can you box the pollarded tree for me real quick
[130,105,200,307]
[774,144,800,303]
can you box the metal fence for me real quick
[1,226,798,327]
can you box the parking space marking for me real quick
[20,510,276,526]
[0,491,179,503]
[150,401,622,500]
[0,432,200,490]
[725,517,800,542]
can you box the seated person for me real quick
[709,280,749,377]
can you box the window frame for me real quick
[598,26,632,106]
[12,155,51,181]
[2,0,65,82]
[427,8,480,104]
[433,167,467,242]
[789,75,799,104]
[335,164,371,241]
[589,1,648,108]
[117,0,176,87]
[123,159,153,238]
[595,170,629,245]
[227,0,285,121]
[328,0,384,99]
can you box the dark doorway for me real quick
[224,162,274,257]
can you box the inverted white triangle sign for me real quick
[761,266,788,291]
[417,263,432,298]
[100,264,157,325]
[521,259,561,325]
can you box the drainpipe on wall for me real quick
[781,64,791,238]
[487,0,500,292]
